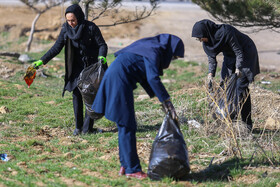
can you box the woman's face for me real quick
[196,37,209,43]
[66,13,78,28]
[172,56,180,61]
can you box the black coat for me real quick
[41,21,108,95]
[192,19,260,82]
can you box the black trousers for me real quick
[221,59,253,128]
[72,87,94,133]
[236,76,252,127]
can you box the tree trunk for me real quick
[61,1,65,25]
[84,2,89,20]
[25,13,41,52]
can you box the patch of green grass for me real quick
[106,53,115,66]
[16,36,28,45]
[173,60,199,68]
[0,33,28,52]
[27,47,64,62]
[0,31,9,38]
[257,79,280,93]
[0,43,280,186]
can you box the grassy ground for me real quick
[0,36,280,186]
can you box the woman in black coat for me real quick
[192,19,260,130]
[32,4,108,135]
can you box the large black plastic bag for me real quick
[148,113,190,180]
[77,62,104,120]
[211,73,239,120]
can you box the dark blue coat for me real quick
[92,34,184,129]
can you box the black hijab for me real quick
[115,34,185,75]
[65,4,85,41]
[192,19,230,57]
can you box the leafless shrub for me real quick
[187,77,280,166]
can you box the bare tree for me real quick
[20,0,70,52]
[79,0,94,20]
[78,0,159,27]
[22,0,158,52]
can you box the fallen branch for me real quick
[0,52,20,58]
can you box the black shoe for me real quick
[247,124,253,131]
[82,128,103,135]
[73,128,82,136]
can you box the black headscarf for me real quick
[192,19,230,57]
[65,4,85,41]
[115,34,185,75]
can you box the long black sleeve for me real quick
[40,27,66,65]
[208,55,217,76]
[227,31,244,70]
[92,25,108,57]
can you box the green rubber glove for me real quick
[98,56,107,64]
[32,60,43,69]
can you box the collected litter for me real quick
[187,120,201,128]
[148,113,190,180]
[24,65,37,88]
[77,62,104,120]
[0,154,9,162]
[18,54,31,63]
[209,73,239,120]
[260,81,271,85]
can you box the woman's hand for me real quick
[32,60,43,69]
[162,99,177,120]
[236,69,242,78]
[207,73,213,89]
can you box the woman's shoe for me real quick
[82,128,103,135]
[125,171,147,179]
[119,166,125,176]
[73,128,82,136]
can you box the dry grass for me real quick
[178,76,280,167]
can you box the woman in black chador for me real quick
[32,4,108,135]
[192,19,260,130]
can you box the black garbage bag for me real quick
[148,113,190,180]
[77,62,104,120]
[210,73,239,120]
